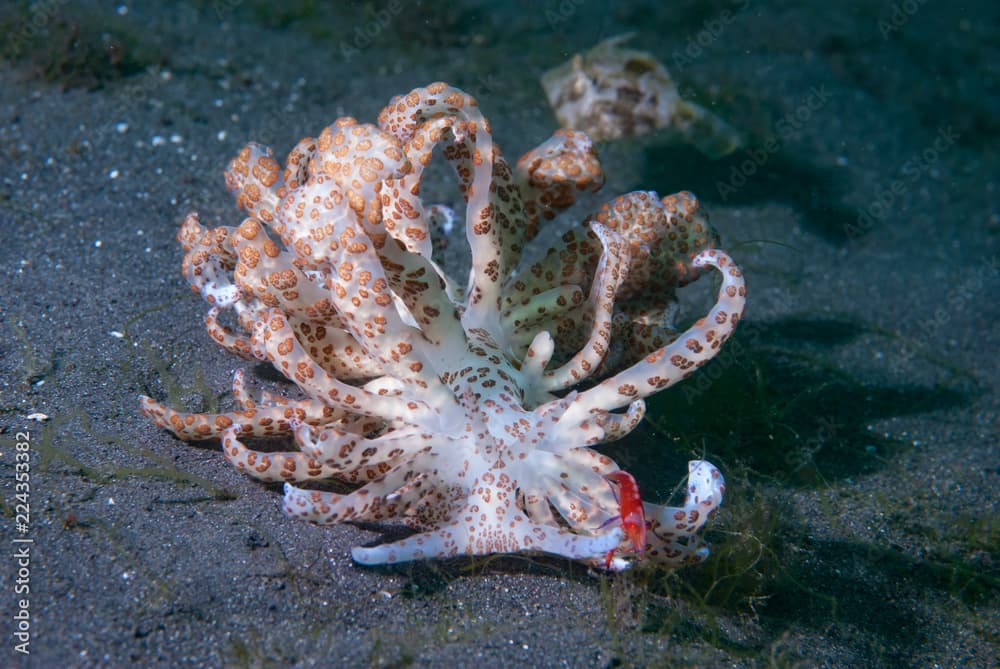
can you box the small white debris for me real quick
[170,133,183,144]
[116,5,128,16]
[94,240,102,248]
[110,331,125,339]
[26,413,49,422]
[107,497,116,506]
[108,169,119,179]
[116,122,129,133]
[216,130,227,141]
[151,135,166,146]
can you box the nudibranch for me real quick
[541,34,742,158]
[141,82,745,571]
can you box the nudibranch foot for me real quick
[349,520,626,567]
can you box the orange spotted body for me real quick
[141,82,741,571]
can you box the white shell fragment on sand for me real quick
[541,34,742,158]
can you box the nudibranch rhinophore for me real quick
[141,82,745,571]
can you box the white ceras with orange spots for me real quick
[141,82,744,570]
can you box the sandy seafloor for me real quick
[0,1,997,667]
